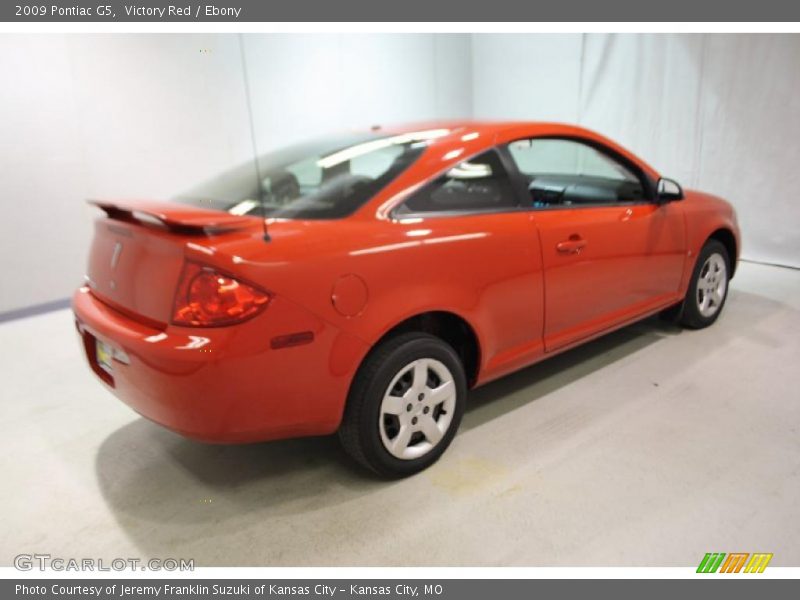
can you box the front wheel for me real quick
[338,333,466,478]
[679,239,731,329]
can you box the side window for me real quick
[398,150,519,215]
[507,138,647,208]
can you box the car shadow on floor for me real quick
[462,315,680,432]
[93,288,780,562]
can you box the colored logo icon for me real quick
[697,553,773,573]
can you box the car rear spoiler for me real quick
[88,199,255,235]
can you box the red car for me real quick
[73,121,740,477]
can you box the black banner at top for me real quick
[3,0,800,22]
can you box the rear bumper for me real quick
[72,287,368,443]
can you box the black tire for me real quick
[338,332,467,478]
[678,239,731,329]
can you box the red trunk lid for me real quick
[85,199,259,326]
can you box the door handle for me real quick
[556,236,587,254]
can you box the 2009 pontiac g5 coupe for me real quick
[73,121,740,477]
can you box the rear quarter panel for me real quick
[339,213,545,383]
[208,213,545,390]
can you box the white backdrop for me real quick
[0,33,797,314]
[242,34,472,151]
[474,33,800,270]
[0,33,470,313]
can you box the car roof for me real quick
[376,119,594,138]
[374,120,659,180]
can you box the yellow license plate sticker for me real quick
[96,339,114,373]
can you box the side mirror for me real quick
[657,177,684,202]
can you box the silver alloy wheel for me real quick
[696,252,728,318]
[378,358,457,460]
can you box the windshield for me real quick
[175,129,450,220]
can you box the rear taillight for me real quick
[171,262,270,327]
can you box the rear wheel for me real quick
[339,333,466,478]
[678,240,731,329]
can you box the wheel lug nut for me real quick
[418,393,424,401]
[406,404,412,412]
[423,407,430,414]
[412,417,418,425]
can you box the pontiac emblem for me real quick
[109,241,123,291]
[110,241,123,270]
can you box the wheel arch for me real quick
[708,227,738,278]
[364,310,482,388]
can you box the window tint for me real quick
[507,138,647,208]
[398,150,519,215]
[175,129,448,220]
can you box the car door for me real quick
[504,137,686,352]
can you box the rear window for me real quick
[175,129,450,220]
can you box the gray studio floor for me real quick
[1,261,798,567]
